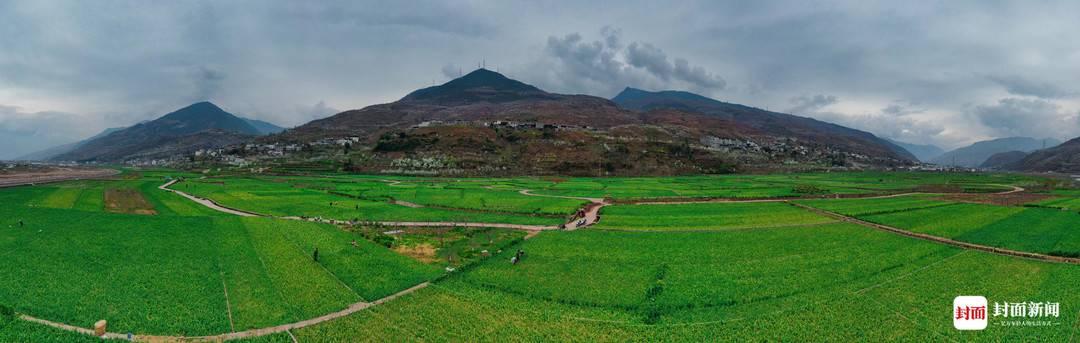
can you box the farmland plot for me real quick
[794,194,956,216]
[593,202,835,231]
[861,204,1079,255]
[294,224,1080,341]
[180,178,562,225]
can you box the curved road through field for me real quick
[517,189,608,230]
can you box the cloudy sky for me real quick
[2,1,1080,158]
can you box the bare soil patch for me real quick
[104,188,157,215]
[393,243,439,263]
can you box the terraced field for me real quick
[1,170,1076,341]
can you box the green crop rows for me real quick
[593,202,836,231]
[293,224,1080,341]
[0,170,1075,341]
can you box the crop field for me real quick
[1,170,1077,341]
[592,202,836,231]
[861,205,1079,256]
[0,175,439,336]
[793,194,957,216]
[178,177,564,226]
[1036,190,1080,210]
[293,224,1080,341]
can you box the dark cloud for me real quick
[786,95,839,115]
[626,42,674,80]
[970,98,1080,138]
[441,64,462,79]
[3,1,1080,153]
[527,29,726,96]
[192,66,227,102]
[987,75,1075,99]
[295,101,340,122]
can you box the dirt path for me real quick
[789,202,1079,265]
[20,282,430,342]
[158,180,259,217]
[517,189,608,230]
[162,180,559,231]
[281,216,557,231]
[0,167,119,188]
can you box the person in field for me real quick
[313,247,320,262]
[18,219,24,227]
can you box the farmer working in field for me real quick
[18,219,24,227]
[313,247,320,262]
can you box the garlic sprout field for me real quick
[0,170,1076,341]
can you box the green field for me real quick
[293,225,1080,341]
[593,201,836,231]
[0,170,1076,341]
[0,176,439,335]
[178,177,565,226]
[793,194,957,216]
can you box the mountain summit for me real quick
[53,101,259,162]
[151,102,260,136]
[401,68,555,105]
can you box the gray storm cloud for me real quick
[3,1,1080,155]
[986,75,1076,99]
[786,95,839,115]
[532,29,727,96]
[970,98,1080,139]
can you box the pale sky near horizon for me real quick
[2,1,1079,158]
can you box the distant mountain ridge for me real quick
[242,118,286,135]
[886,138,944,162]
[980,151,1028,169]
[17,126,126,161]
[1006,137,1080,172]
[53,102,260,162]
[930,137,1060,167]
[611,87,916,162]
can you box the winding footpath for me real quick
[161,179,560,231]
[517,189,608,230]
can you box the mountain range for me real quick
[271,69,912,175]
[1005,137,1080,172]
[930,137,1061,168]
[29,68,1077,173]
